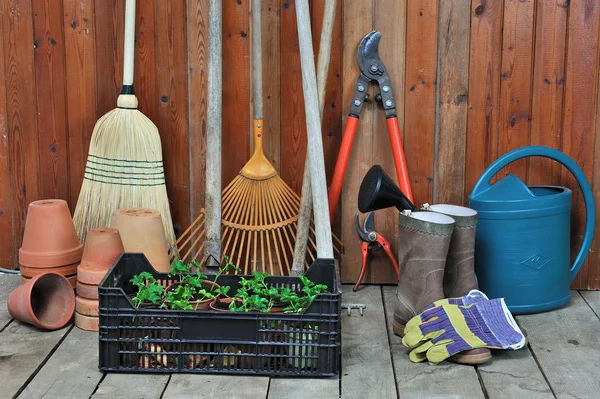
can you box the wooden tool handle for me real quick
[122,0,136,87]
[252,0,263,120]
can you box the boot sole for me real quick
[449,350,492,365]
[392,320,405,337]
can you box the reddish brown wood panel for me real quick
[63,0,97,213]
[155,0,190,231]
[3,0,41,256]
[404,0,438,206]
[435,0,471,206]
[528,1,567,186]
[187,0,208,221]
[279,0,306,195]
[221,0,250,188]
[134,0,158,123]
[562,0,600,289]
[497,0,535,181]
[32,0,70,202]
[464,0,503,200]
[0,7,15,268]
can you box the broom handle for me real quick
[122,0,136,88]
[291,0,336,275]
[204,0,223,269]
[252,0,263,120]
[295,0,334,259]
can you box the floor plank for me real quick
[479,347,554,399]
[517,290,600,398]
[91,374,170,399]
[382,286,484,399]
[0,322,71,398]
[162,375,269,399]
[0,273,20,330]
[580,290,600,316]
[17,327,103,399]
[267,377,339,399]
[341,285,396,399]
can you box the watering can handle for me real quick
[471,146,596,283]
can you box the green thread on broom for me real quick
[88,153,163,165]
[87,158,163,171]
[84,170,165,183]
[85,164,165,176]
[83,175,166,186]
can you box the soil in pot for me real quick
[210,297,244,312]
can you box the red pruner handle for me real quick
[329,115,360,221]
[376,233,400,280]
[386,117,413,203]
[354,242,370,292]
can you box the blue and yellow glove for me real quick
[402,298,525,365]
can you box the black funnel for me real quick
[358,165,416,213]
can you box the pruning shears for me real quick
[328,30,413,221]
[353,211,399,292]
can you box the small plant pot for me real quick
[74,311,98,331]
[210,297,243,312]
[75,296,99,317]
[269,302,286,313]
[110,208,170,272]
[164,280,221,310]
[22,273,77,289]
[77,228,124,285]
[19,199,84,267]
[20,262,80,278]
[76,281,98,300]
[8,272,75,330]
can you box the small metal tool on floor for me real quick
[342,303,366,316]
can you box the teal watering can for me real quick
[468,146,595,315]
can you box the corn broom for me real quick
[72,0,175,247]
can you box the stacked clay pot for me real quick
[19,199,84,288]
[110,208,171,272]
[75,228,124,331]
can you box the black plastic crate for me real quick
[98,253,341,376]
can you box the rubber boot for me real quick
[392,210,455,337]
[421,203,491,365]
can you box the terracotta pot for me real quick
[19,199,83,267]
[22,273,77,289]
[8,272,75,330]
[75,311,98,332]
[20,262,79,278]
[77,227,124,285]
[210,297,243,312]
[164,280,221,310]
[75,296,99,317]
[110,208,170,272]
[76,281,98,300]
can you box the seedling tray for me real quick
[98,253,341,377]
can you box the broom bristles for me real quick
[73,99,176,247]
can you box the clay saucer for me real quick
[75,311,98,331]
[75,296,99,317]
[76,281,98,300]
[20,262,79,278]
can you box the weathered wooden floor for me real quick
[2,272,600,399]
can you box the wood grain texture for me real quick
[18,327,104,399]
[32,0,70,203]
[0,273,19,329]
[94,0,124,117]
[464,0,503,201]
[156,0,190,230]
[591,36,600,290]
[435,0,470,205]
[3,0,41,253]
[365,0,407,284]
[0,322,71,398]
[339,0,373,284]
[404,0,438,206]
[0,9,15,268]
[92,374,170,399]
[134,0,158,123]
[528,0,567,186]
[562,0,600,289]
[163,375,269,399]
[64,0,97,211]
[221,0,250,188]
[280,0,306,194]
[187,0,208,221]
[261,0,281,172]
[268,378,339,399]
[497,0,535,181]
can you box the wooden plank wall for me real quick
[0,0,599,290]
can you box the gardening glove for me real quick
[422,289,489,312]
[402,298,525,365]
